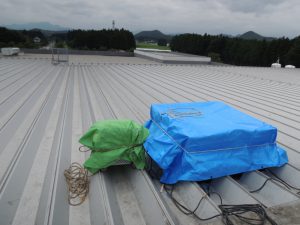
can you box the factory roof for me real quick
[0,54,300,225]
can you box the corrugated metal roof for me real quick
[0,56,300,225]
[134,50,211,63]
[4,53,159,64]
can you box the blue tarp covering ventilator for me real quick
[144,101,288,184]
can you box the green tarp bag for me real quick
[79,120,149,174]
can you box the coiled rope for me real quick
[64,162,90,206]
[64,143,143,206]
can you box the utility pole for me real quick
[112,20,115,30]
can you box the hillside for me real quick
[135,30,172,42]
[238,31,275,41]
[4,22,68,31]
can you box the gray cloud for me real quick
[0,0,299,38]
[221,0,283,13]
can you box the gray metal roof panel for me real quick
[0,56,300,225]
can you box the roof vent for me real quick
[285,65,295,69]
[271,57,281,68]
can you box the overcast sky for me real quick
[1,0,299,38]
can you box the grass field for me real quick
[136,42,170,50]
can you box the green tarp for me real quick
[79,120,149,174]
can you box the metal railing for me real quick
[51,48,69,65]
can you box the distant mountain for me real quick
[132,30,141,35]
[135,30,172,42]
[4,22,69,31]
[238,31,275,41]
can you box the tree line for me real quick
[65,29,135,51]
[0,27,48,48]
[0,27,136,51]
[170,34,300,67]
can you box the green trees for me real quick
[0,27,135,51]
[158,38,167,46]
[285,37,300,67]
[21,29,48,46]
[171,34,300,67]
[67,29,135,51]
[0,27,47,48]
[0,27,25,47]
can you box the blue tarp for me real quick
[144,101,288,184]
